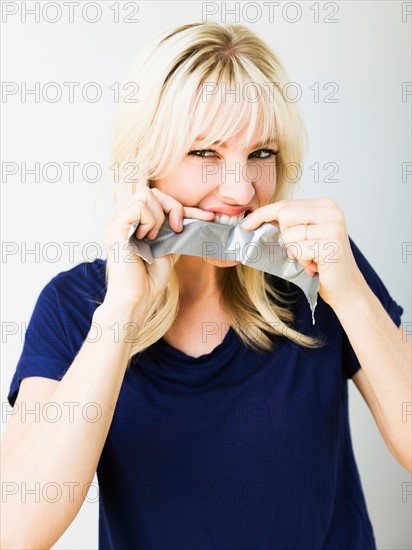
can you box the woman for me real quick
[2,22,411,549]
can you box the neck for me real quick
[174,256,228,302]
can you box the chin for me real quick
[206,258,241,268]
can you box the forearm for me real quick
[333,279,412,466]
[1,300,147,549]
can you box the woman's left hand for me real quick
[240,197,366,310]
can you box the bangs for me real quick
[186,69,282,151]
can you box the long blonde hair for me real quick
[105,22,326,362]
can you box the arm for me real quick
[0,300,148,549]
[240,197,411,471]
[333,279,412,473]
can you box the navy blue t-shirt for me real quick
[7,237,404,550]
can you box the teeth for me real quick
[214,212,246,225]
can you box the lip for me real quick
[203,206,254,216]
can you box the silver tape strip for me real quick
[127,218,319,324]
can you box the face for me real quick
[152,129,278,267]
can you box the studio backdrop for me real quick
[1,1,411,549]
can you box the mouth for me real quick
[213,210,252,226]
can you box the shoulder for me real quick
[29,258,108,348]
[347,236,404,322]
[30,258,107,325]
[49,258,107,304]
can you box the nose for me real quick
[217,160,256,205]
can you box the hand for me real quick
[240,197,366,309]
[104,187,215,312]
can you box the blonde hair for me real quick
[104,22,326,363]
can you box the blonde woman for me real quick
[2,22,410,550]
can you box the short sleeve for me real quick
[343,236,405,379]
[7,279,77,407]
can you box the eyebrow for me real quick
[194,138,278,150]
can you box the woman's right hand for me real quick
[103,187,215,314]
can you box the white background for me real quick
[1,1,411,548]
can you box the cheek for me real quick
[253,163,277,204]
[154,161,209,205]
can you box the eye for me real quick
[250,148,279,159]
[187,148,279,159]
[187,149,217,158]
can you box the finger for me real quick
[281,223,321,244]
[242,205,336,230]
[284,243,317,265]
[114,187,164,239]
[151,189,215,231]
[241,200,339,230]
[183,206,216,220]
[121,187,214,233]
[109,199,157,244]
[284,239,341,265]
[143,197,166,239]
[123,186,153,209]
[149,188,188,232]
[305,266,317,277]
[123,187,180,235]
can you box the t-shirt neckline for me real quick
[154,325,240,366]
